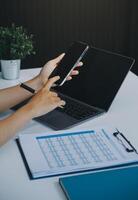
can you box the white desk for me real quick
[0,69,138,200]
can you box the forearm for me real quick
[0,104,33,146]
[0,75,43,112]
[0,75,65,147]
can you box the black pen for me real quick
[20,82,36,94]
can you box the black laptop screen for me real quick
[55,47,134,111]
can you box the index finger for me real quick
[45,76,60,91]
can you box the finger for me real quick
[66,70,79,81]
[51,92,58,97]
[74,62,83,69]
[52,99,65,109]
[51,97,61,103]
[77,61,83,67]
[52,53,65,64]
[54,97,61,101]
[59,105,65,109]
[66,76,72,81]
[45,76,60,90]
[60,100,66,106]
[70,70,79,76]
[57,100,66,107]
[49,91,58,97]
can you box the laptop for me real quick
[35,47,135,130]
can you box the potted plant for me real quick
[0,24,35,79]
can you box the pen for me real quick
[20,82,36,94]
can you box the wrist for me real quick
[25,75,44,92]
[33,75,44,90]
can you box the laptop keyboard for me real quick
[12,94,101,121]
[56,95,100,120]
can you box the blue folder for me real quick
[59,165,138,200]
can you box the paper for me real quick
[18,127,138,178]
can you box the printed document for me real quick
[18,127,138,178]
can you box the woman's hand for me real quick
[38,53,83,86]
[25,76,65,118]
[0,76,65,146]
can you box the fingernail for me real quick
[59,105,64,109]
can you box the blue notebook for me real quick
[59,165,138,200]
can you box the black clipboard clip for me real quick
[113,129,138,154]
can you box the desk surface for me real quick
[0,69,138,200]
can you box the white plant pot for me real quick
[0,59,21,80]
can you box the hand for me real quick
[38,53,83,86]
[26,76,65,118]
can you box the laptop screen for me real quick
[55,47,134,111]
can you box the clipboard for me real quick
[17,127,138,179]
[113,129,138,153]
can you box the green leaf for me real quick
[0,24,36,59]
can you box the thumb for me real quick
[52,53,65,64]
